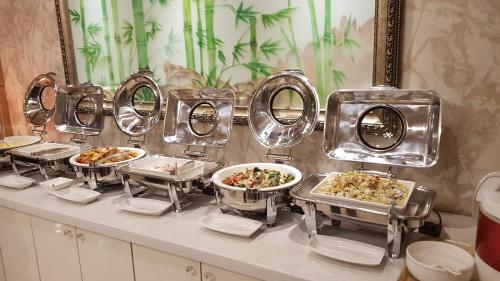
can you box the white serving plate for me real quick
[69,147,146,168]
[309,235,385,266]
[113,195,172,216]
[0,135,41,151]
[16,142,81,159]
[53,187,101,204]
[211,163,302,192]
[200,213,263,237]
[406,241,474,281]
[0,175,37,189]
[128,156,205,179]
[40,177,77,191]
[310,172,415,210]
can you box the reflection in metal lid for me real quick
[323,87,441,167]
[163,88,235,147]
[248,69,319,149]
[113,72,163,137]
[55,83,104,136]
[23,73,57,126]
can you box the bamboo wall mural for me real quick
[68,0,375,107]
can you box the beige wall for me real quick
[1,0,500,215]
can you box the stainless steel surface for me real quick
[323,86,441,167]
[24,73,57,127]
[291,173,436,258]
[55,83,104,135]
[7,143,90,180]
[163,88,235,147]
[117,155,223,212]
[113,72,163,137]
[249,69,319,148]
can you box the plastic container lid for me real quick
[474,172,500,220]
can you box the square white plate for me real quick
[40,177,77,191]
[309,235,385,266]
[0,175,36,189]
[114,196,172,216]
[200,213,263,238]
[53,187,100,204]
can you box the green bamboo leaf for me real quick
[149,0,172,7]
[164,29,180,57]
[79,42,102,70]
[87,23,102,39]
[332,69,346,88]
[145,17,161,42]
[207,67,218,87]
[69,9,81,25]
[344,14,352,38]
[121,20,134,44]
[217,50,227,65]
[261,7,297,29]
[343,38,361,63]
[232,42,248,64]
[225,2,258,26]
[260,39,282,60]
[244,62,271,77]
[196,28,206,48]
[214,37,223,48]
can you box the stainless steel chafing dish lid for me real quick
[323,86,441,167]
[113,72,162,136]
[55,83,104,135]
[249,69,319,148]
[163,88,235,147]
[24,72,57,126]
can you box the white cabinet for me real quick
[0,206,40,281]
[0,247,6,281]
[201,264,260,281]
[133,244,201,281]
[31,216,82,281]
[76,228,134,281]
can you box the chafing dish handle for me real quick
[387,201,404,258]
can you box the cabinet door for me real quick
[133,244,201,281]
[0,247,6,281]
[0,206,40,281]
[31,216,82,281]
[76,228,134,281]
[201,264,260,281]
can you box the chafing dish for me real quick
[213,69,319,226]
[115,75,234,212]
[7,73,88,179]
[290,86,441,258]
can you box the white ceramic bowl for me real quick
[406,241,474,281]
[212,163,302,192]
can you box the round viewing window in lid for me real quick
[24,72,57,126]
[113,72,163,137]
[249,69,319,148]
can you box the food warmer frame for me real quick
[290,86,441,258]
[115,77,233,212]
[7,73,91,179]
[213,69,320,226]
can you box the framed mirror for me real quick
[55,0,402,127]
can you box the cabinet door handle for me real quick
[63,230,73,239]
[185,265,197,276]
[75,233,85,242]
[203,272,216,281]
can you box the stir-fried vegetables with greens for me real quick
[222,167,295,189]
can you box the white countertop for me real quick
[0,169,476,281]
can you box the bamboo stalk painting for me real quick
[68,0,373,107]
